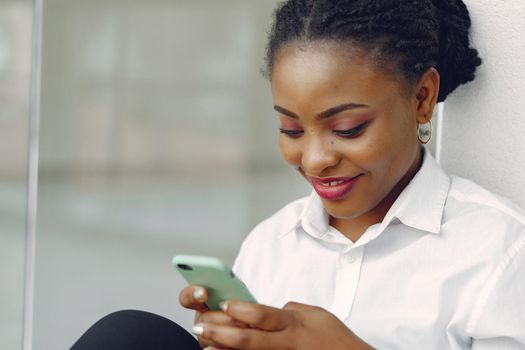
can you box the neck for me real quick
[330,147,424,242]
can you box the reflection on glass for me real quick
[0,1,32,349]
[33,1,308,349]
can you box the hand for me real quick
[179,284,210,313]
[179,285,244,349]
[191,301,375,350]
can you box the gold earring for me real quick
[417,120,432,144]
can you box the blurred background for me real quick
[1,0,316,348]
[0,0,32,349]
[34,1,311,349]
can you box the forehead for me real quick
[271,41,407,109]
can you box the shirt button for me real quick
[346,253,356,263]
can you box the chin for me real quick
[322,200,363,221]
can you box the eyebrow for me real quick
[273,102,370,120]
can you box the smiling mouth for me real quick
[317,179,349,187]
[309,175,362,200]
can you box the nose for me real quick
[301,136,339,176]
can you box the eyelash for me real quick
[333,122,368,138]
[280,122,368,139]
[279,128,303,138]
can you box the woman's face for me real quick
[271,42,427,223]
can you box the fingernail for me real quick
[191,323,204,336]
[193,288,205,301]
[219,301,228,312]
[203,347,216,350]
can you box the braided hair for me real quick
[264,0,482,102]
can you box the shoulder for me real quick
[450,177,525,340]
[442,175,525,252]
[446,175,525,226]
[240,193,312,248]
[232,193,311,277]
[231,194,312,299]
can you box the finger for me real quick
[200,338,234,350]
[283,301,322,312]
[199,310,237,327]
[196,311,243,349]
[199,335,232,350]
[198,335,233,350]
[179,285,209,312]
[194,323,284,350]
[193,311,248,328]
[195,321,236,350]
[221,301,290,331]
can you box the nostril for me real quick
[301,154,340,175]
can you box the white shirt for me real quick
[233,149,525,350]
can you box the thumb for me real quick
[282,301,322,312]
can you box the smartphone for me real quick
[172,254,257,310]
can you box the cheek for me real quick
[365,118,418,178]
[279,136,301,166]
[342,117,414,175]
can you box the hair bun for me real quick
[431,0,482,102]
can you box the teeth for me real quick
[321,180,346,187]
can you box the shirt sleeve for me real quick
[231,225,261,297]
[231,236,250,281]
[470,234,525,350]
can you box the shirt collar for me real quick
[386,147,450,235]
[291,147,450,242]
[297,191,330,240]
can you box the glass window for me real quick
[32,1,309,349]
[0,1,33,349]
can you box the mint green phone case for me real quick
[172,255,257,310]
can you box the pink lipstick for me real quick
[310,175,362,201]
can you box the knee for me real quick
[71,309,200,350]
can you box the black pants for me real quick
[70,310,201,350]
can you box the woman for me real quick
[72,0,525,349]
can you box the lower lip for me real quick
[311,176,362,201]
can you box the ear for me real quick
[412,67,440,124]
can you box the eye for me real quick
[280,128,304,138]
[333,122,368,138]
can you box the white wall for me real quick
[438,0,525,208]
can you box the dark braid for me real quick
[265,0,482,102]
